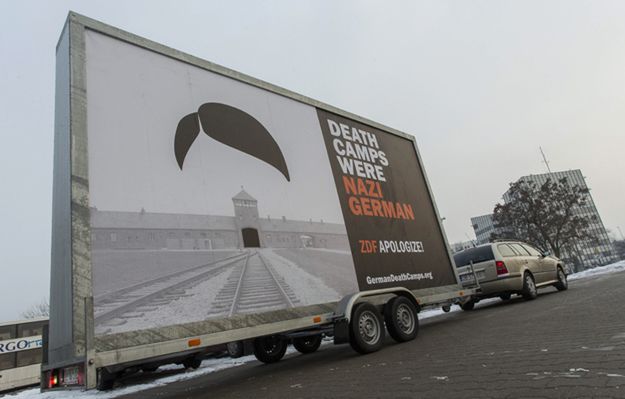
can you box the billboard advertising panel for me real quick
[84,29,455,337]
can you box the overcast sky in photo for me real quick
[1,0,624,321]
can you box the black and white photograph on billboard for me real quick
[85,31,358,335]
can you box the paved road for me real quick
[120,271,625,398]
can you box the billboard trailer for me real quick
[43,12,477,391]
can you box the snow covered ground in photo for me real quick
[568,260,625,281]
[6,259,624,399]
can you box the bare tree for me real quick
[491,177,596,263]
[21,298,50,319]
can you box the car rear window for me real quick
[453,246,495,267]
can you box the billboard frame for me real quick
[49,11,462,389]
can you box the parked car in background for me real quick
[454,241,568,310]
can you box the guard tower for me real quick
[232,188,263,248]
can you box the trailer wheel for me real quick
[349,303,385,354]
[384,296,419,343]
[253,335,288,363]
[293,335,322,354]
[227,341,245,358]
[182,357,202,369]
[460,299,475,311]
[96,368,117,391]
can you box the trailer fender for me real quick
[335,287,420,325]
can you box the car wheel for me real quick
[460,299,475,311]
[521,272,537,300]
[554,268,568,291]
[499,293,511,301]
[383,296,419,343]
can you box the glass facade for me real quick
[500,169,617,270]
[471,214,496,245]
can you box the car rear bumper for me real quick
[475,274,523,296]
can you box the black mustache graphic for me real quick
[174,103,290,181]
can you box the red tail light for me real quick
[496,261,509,276]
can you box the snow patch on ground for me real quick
[568,260,625,281]
[418,298,500,320]
[261,248,341,305]
[102,266,235,334]
[4,356,253,399]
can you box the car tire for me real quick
[521,272,538,300]
[349,303,385,354]
[460,299,475,311]
[383,296,419,343]
[293,335,323,354]
[499,293,511,301]
[554,267,568,291]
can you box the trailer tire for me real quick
[96,368,117,391]
[293,335,322,354]
[349,303,385,354]
[227,341,245,358]
[460,299,475,311]
[253,335,288,364]
[384,296,419,343]
[183,358,202,369]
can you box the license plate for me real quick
[63,366,80,385]
[460,271,484,283]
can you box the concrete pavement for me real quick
[119,270,625,398]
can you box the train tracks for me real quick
[94,249,301,330]
[207,250,300,318]
[94,252,249,327]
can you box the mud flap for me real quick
[333,318,349,344]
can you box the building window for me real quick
[110,233,117,242]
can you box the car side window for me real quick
[510,243,531,256]
[522,244,542,257]
[497,244,516,257]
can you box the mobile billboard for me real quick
[81,30,457,337]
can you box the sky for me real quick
[1,0,624,321]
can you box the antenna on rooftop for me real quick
[539,146,552,174]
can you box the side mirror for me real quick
[541,250,550,257]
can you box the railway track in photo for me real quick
[206,250,301,318]
[94,252,250,327]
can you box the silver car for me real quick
[453,241,568,310]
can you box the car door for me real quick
[522,244,557,282]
